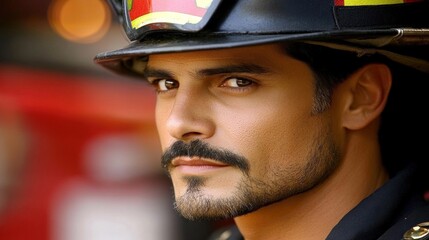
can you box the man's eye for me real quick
[221,78,253,88]
[155,79,179,92]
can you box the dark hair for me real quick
[283,42,387,113]
[284,42,429,179]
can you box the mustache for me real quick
[161,139,249,173]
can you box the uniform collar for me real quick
[326,164,423,240]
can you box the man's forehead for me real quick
[129,43,298,76]
[143,62,272,80]
[143,43,289,74]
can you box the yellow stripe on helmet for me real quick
[344,0,404,6]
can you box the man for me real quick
[95,0,429,239]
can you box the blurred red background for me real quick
[0,65,173,240]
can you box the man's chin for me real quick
[173,192,257,221]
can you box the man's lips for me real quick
[172,157,229,167]
[170,157,229,173]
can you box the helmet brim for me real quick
[95,29,429,76]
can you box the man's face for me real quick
[144,44,341,220]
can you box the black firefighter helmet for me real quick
[94,0,429,76]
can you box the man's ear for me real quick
[342,63,392,130]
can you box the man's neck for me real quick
[233,132,389,240]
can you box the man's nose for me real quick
[165,88,215,142]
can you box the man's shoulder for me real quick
[380,202,429,240]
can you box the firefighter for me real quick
[95,0,429,239]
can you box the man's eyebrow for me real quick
[143,68,173,80]
[143,63,270,80]
[197,63,270,76]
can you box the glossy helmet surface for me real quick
[95,0,429,75]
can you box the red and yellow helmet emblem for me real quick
[127,0,214,30]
